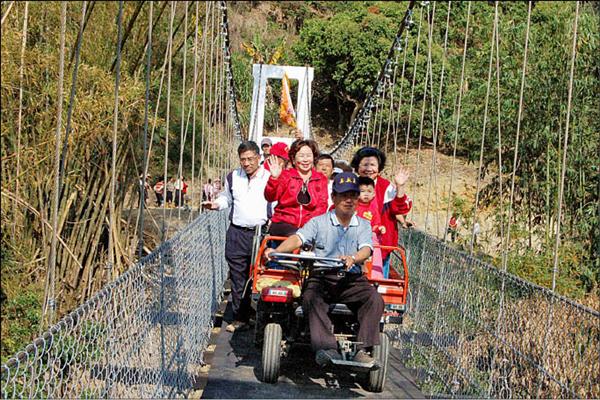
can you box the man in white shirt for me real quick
[203,141,271,332]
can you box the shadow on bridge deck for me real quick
[200,301,423,399]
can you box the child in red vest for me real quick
[356,177,386,279]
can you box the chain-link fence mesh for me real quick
[3,215,597,399]
[391,229,599,399]
[1,210,228,399]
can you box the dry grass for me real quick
[417,294,600,398]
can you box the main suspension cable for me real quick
[403,6,424,165]
[470,3,498,254]
[189,1,201,221]
[14,1,28,236]
[392,32,409,170]
[138,1,152,259]
[161,2,175,242]
[443,2,471,243]
[536,4,580,397]
[44,1,67,327]
[107,0,123,282]
[501,2,532,274]
[408,2,434,226]
[176,1,189,220]
[424,1,451,237]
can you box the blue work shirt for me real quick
[296,211,373,274]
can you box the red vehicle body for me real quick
[248,235,410,392]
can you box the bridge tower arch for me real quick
[248,64,314,147]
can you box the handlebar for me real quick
[270,252,346,268]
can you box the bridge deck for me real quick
[201,301,423,399]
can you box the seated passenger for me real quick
[264,139,328,237]
[351,147,412,278]
[263,142,290,173]
[265,172,384,367]
[315,153,335,208]
[356,177,386,279]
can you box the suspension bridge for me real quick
[1,1,598,398]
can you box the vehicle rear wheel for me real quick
[261,323,282,383]
[368,332,389,392]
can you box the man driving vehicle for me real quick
[264,172,384,367]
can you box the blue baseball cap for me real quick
[332,172,360,194]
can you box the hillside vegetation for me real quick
[228,1,599,304]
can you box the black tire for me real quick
[368,332,390,392]
[261,323,282,383]
[254,302,266,348]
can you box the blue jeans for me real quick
[382,254,391,279]
[266,239,285,270]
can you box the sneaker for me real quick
[315,349,342,367]
[353,349,375,365]
[225,320,248,333]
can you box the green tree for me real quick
[293,2,407,130]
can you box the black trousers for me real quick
[225,224,255,323]
[303,273,384,351]
[268,221,298,237]
[174,189,184,206]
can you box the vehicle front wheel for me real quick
[261,323,282,383]
[368,332,390,392]
[254,301,266,348]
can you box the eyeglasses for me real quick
[296,181,312,205]
[239,155,258,163]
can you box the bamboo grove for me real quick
[1,1,235,357]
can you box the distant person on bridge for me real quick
[472,220,480,246]
[139,174,151,208]
[264,139,328,237]
[260,137,272,163]
[447,213,459,243]
[351,147,412,279]
[174,176,187,208]
[153,179,165,207]
[202,178,214,202]
[264,172,383,367]
[213,177,222,194]
[166,177,175,208]
[202,141,271,333]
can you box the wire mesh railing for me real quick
[391,229,599,399]
[1,210,229,399]
[3,211,598,399]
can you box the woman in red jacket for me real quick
[265,139,329,237]
[350,147,412,278]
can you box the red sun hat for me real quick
[270,142,290,161]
